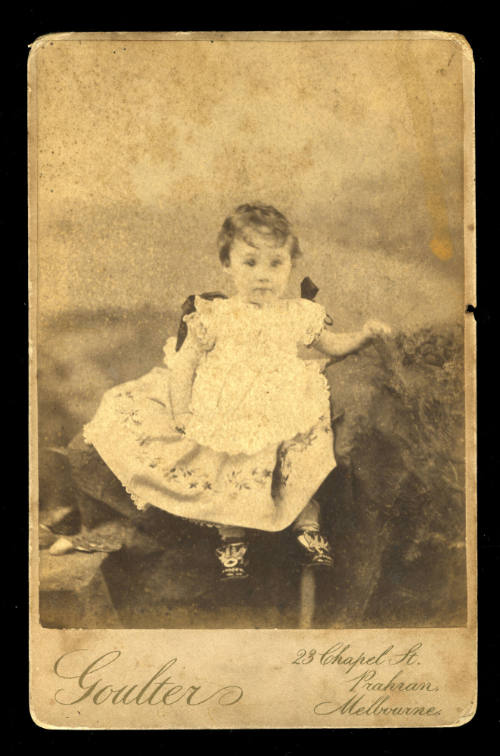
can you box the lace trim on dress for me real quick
[125,485,151,511]
[181,295,217,351]
[302,301,328,347]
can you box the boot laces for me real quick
[216,541,248,568]
[299,530,330,555]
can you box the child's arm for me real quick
[169,332,202,430]
[312,319,392,358]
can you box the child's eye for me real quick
[244,259,256,267]
[271,259,283,267]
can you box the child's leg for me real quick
[292,499,320,532]
[215,524,249,580]
[293,499,333,568]
[216,524,247,541]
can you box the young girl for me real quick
[53,204,391,580]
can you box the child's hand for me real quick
[362,320,392,341]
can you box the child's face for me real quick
[224,231,293,305]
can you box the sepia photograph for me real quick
[31,32,473,640]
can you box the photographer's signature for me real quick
[53,650,243,707]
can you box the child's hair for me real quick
[217,203,302,265]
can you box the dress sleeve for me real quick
[181,295,217,351]
[163,296,218,368]
[297,299,328,346]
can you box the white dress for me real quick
[83,296,336,532]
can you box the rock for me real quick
[39,551,121,628]
[315,323,467,626]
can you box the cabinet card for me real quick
[29,30,476,729]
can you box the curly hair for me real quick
[217,203,302,265]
